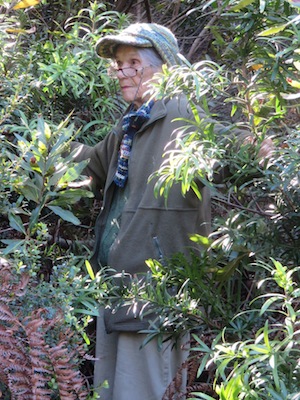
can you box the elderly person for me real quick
[73,22,263,400]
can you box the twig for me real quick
[213,196,273,217]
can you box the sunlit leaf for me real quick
[189,234,212,247]
[259,296,279,315]
[229,0,255,11]
[85,260,95,280]
[258,14,300,36]
[294,61,300,71]
[13,0,40,9]
[257,25,287,36]
[249,64,263,71]
[280,92,300,99]
[6,27,36,34]
[58,160,90,185]
[81,331,90,345]
[286,77,300,89]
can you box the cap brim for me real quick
[96,33,152,59]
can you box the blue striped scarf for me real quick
[114,100,154,187]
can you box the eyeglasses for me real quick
[108,66,152,78]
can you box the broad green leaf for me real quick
[48,205,80,225]
[19,183,40,203]
[8,213,26,235]
[1,239,25,254]
[48,189,93,207]
[58,160,90,185]
[48,165,68,187]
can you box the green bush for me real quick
[0,1,128,142]
[190,259,300,400]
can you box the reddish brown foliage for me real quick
[0,258,88,399]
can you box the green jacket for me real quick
[74,96,213,274]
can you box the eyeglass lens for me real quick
[109,67,138,77]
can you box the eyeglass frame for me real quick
[107,65,153,79]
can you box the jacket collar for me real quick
[112,98,169,138]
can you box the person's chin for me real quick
[121,87,139,101]
[121,92,134,103]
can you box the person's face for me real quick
[113,45,161,108]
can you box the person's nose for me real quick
[116,68,125,79]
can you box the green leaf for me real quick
[75,299,99,315]
[263,320,271,350]
[81,331,90,345]
[85,260,95,280]
[19,183,40,203]
[197,353,210,378]
[257,24,287,37]
[248,344,269,354]
[13,0,40,10]
[8,213,26,235]
[48,205,80,225]
[58,160,90,185]
[29,205,42,232]
[1,239,26,254]
[229,0,255,11]
[189,234,212,247]
[49,189,93,207]
[259,296,279,315]
[216,254,246,282]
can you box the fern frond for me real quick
[0,258,89,399]
[48,331,88,400]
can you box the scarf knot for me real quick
[114,100,154,187]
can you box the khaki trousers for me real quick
[94,309,189,400]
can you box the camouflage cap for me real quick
[96,23,182,66]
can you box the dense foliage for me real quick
[0,0,299,399]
